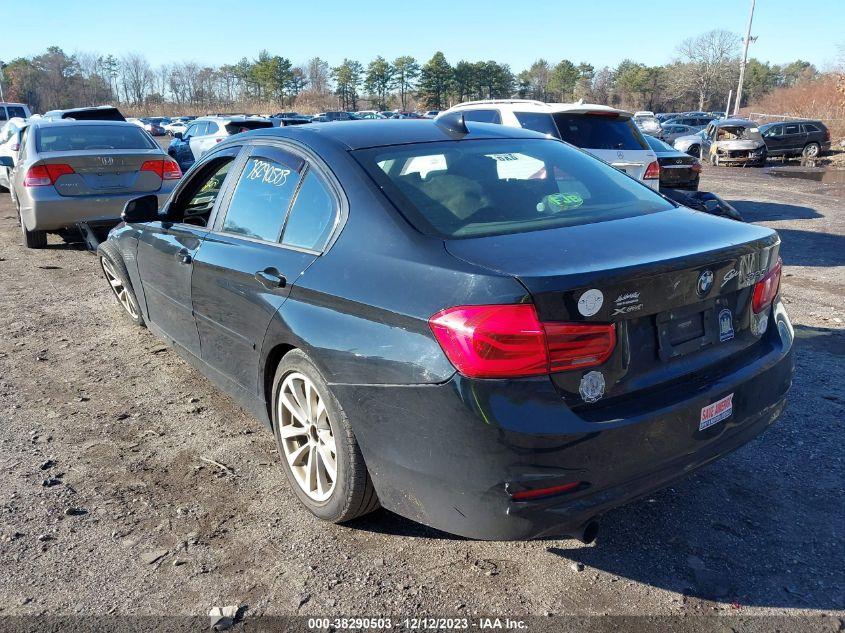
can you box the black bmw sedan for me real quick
[98,117,793,541]
[644,134,701,191]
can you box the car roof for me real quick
[448,99,633,118]
[29,119,140,129]
[712,118,756,127]
[759,119,823,127]
[242,119,548,150]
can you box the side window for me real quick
[462,109,501,124]
[768,125,783,137]
[514,112,559,137]
[205,122,219,135]
[18,127,29,156]
[0,107,7,122]
[194,122,209,136]
[802,123,819,133]
[221,152,304,242]
[784,124,800,135]
[168,157,236,226]
[184,123,199,137]
[281,170,337,251]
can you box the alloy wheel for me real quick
[278,372,338,502]
[101,258,139,319]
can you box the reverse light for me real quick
[24,163,75,187]
[691,161,702,173]
[141,159,182,180]
[752,257,782,314]
[428,304,616,379]
[643,160,661,180]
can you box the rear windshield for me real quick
[37,125,157,152]
[6,106,27,119]
[552,114,647,150]
[224,120,274,135]
[355,138,673,239]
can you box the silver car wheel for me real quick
[278,371,337,502]
[101,257,139,319]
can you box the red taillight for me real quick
[644,160,660,180]
[823,128,830,141]
[215,138,223,143]
[510,481,582,501]
[691,161,702,173]
[752,257,782,313]
[428,304,616,378]
[141,159,182,180]
[544,322,617,372]
[24,163,74,187]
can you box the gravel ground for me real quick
[0,162,842,628]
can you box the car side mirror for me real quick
[174,131,184,140]
[122,194,160,223]
[0,155,14,168]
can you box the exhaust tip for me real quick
[579,520,599,544]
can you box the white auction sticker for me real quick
[699,393,733,431]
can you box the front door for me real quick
[136,148,241,355]
[192,143,339,394]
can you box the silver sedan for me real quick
[2,119,180,248]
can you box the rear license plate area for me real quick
[656,304,716,361]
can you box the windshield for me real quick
[716,125,763,142]
[36,125,157,152]
[644,135,675,152]
[551,114,647,150]
[355,138,673,239]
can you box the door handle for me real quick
[255,268,286,289]
[176,249,192,265]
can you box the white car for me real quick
[634,111,662,137]
[0,102,32,122]
[168,116,275,171]
[0,117,27,191]
[442,100,659,189]
[164,119,189,136]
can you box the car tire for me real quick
[271,349,379,523]
[802,142,820,159]
[98,242,145,327]
[688,145,701,158]
[17,204,47,249]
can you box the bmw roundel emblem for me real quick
[697,270,714,296]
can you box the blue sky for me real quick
[2,0,842,71]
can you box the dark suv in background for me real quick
[759,120,830,159]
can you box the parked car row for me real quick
[0,100,797,543]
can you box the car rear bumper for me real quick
[333,299,794,540]
[20,185,175,231]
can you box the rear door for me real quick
[781,123,807,154]
[192,143,339,393]
[135,147,242,355]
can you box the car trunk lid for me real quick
[39,150,166,196]
[444,207,780,406]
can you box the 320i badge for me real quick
[98,114,794,541]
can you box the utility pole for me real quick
[734,0,757,115]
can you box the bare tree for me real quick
[676,30,740,110]
[120,52,153,106]
[305,57,330,94]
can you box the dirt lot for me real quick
[0,162,842,627]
